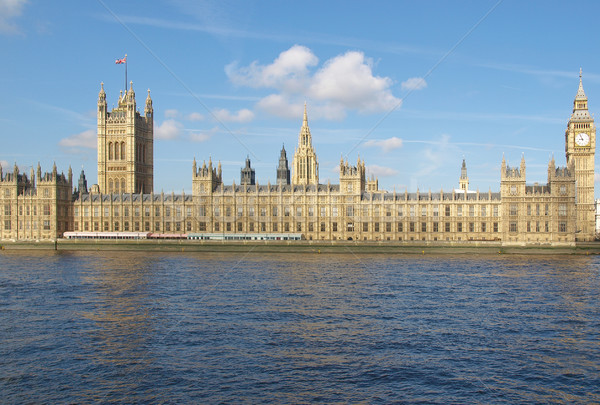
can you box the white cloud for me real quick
[416,134,460,178]
[401,77,427,91]
[59,129,97,149]
[0,160,9,170]
[213,108,254,123]
[367,164,399,177]
[0,0,27,35]
[226,44,318,90]
[164,109,179,118]
[189,127,218,143]
[187,112,204,121]
[256,94,303,119]
[155,119,183,140]
[364,136,403,152]
[308,51,399,113]
[595,172,600,183]
[227,46,401,120]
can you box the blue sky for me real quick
[2,0,600,195]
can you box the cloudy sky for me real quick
[2,0,600,195]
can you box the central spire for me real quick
[292,103,319,185]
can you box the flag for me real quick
[115,56,127,64]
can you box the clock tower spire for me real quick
[565,69,596,241]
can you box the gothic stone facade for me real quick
[0,76,594,245]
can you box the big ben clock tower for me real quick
[565,69,596,241]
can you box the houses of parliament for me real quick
[0,73,596,245]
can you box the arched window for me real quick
[108,179,113,193]
[121,142,126,160]
[115,142,119,160]
[121,179,125,193]
[114,181,119,194]
[108,142,113,160]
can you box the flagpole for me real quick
[125,54,128,92]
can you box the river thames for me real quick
[1,250,599,403]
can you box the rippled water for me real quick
[1,251,599,403]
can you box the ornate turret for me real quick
[459,158,469,191]
[240,156,256,185]
[292,103,319,185]
[276,145,290,186]
[145,88,153,117]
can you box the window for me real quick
[214,207,220,217]
[421,206,427,217]
[410,206,415,217]
[332,207,338,217]
[104,221,109,231]
[469,205,475,217]
[4,205,10,216]
[145,207,150,217]
[124,207,129,217]
[261,208,266,217]
[559,222,567,232]
[509,222,517,233]
[44,204,51,216]
[510,204,518,216]
[114,207,120,217]
[214,222,220,231]
[134,207,140,217]
[308,222,313,232]
[457,222,463,232]
[398,206,404,217]
[296,207,302,217]
[321,222,326,232]
[397,222,403,232]
[4,220,10,230]
[445,222,451,232]
[409,222,415,232]
[272,206,278,217]
[421,222,426,232]
[186,207,192,218]
[284,207,290,217]
[445,206,451,217]
[386,222,392,232]
[481,222,486,232]
[481,206,487,217]
[493,206,499,217]
[364,222,369,232]
[545,204,549,216]
[347,222,354,232]
[346,206,353,217]
[124,221,129,231]
[433,222,438,232]
[433,205,439,217]
[332,222,338,232]
[527,204,531,216]
[457,206,463,217]
[375,222,380,232]
[493,222,498,232]
[510,185,517,195]
[558,204,567,216]
[165,207,171,217]
[43,220,50,230]
[166,222,171,231]
[237,222,243,232]
[469,222,474,232]
[199,222,206,231]
[560,185,566,195]
[272,223,278,232]
[261,222,266,232]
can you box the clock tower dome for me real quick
[565,69,596,241]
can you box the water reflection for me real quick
[0,251,599,403]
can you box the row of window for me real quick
[2,204,53,216]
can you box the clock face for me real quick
[575,132,590,146]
